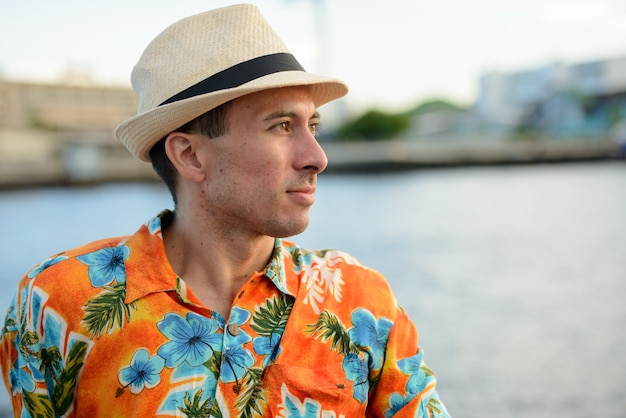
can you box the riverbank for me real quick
[0,137,623,189]
[322,138,624,172]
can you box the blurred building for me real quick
[0,78,156,186]
[475,55,626,140]
[0,78,136,138]
[403,100,484,141]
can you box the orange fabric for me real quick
[0,211,449,417]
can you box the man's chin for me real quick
[268,218,309,239]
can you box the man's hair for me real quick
[149,101,232,205]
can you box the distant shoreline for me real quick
[321,138,625,173]
[0,139,623,189]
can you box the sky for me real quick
[1,0,626,114]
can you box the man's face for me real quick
[199,86,328,239]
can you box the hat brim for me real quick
[115,71,348,162]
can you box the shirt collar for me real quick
[124,211,300,303]
[123,211,178,304]
[264,238,295,297]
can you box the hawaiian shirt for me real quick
[1,210,450,417]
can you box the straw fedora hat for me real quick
[115,3,349,161]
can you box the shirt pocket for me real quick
[261,360,368,416]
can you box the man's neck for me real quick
[161,212,275,317]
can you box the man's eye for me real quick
[275,122,289,132]
[309,123,319,136]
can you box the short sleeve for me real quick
[1,282,31,416]
[366,306,451,417]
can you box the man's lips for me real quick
[286,186,316,204]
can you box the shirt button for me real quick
[227,324,240,336]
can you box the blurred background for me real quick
[1,1,625,416]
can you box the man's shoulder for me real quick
[25,235,131,279]
[280,239,387,282]
[67,235,131,257]
[280,240,399,316]
[280,240,363,265]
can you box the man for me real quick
[1,4,450,417]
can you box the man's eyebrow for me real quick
[263,110,320,122]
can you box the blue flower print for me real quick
[9,367,35,395]
[27,255,69,279]
[118,348,165,394]
[219,306,254,383]
[227,306,252,345]
[282,393,320,417]
[278,383,343,418]
[348,308,392,370]
[221,345,254,383]
[397,352,427,395]
[253,333,282,368]
[13,331,41,378]
[148,216,161,235]
[384,393,413,418]
[157,312,222,368]
[342,353,369,403]
[77,245,130,287]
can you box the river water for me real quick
[1,162,625,417]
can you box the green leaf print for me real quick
[17,302,39,357]
[52,340,89,415]
[210,402,223,418]
[250,294,294,337]
[265,245,284,279]
[422,364,435,378]
[18,330,39,357]
[306,310,359,355]
[37,345,62,391]
[81,281,137,338]
[428,397,443,415]
[2,305,16,335]
[177,388,213,417]
[22,390,56,418]
[289,247,305,268]
[289,247,331,269]
[204,350,223,381]
[235,367,265,418]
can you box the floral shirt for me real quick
[1,211,449,417]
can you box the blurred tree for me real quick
[336,109,410,141]
[406,99,464,116]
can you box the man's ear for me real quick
[164,132,206,183]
